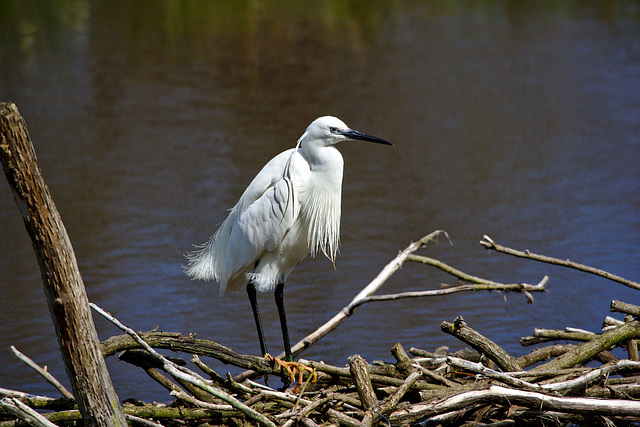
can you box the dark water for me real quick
[1,1,639,402]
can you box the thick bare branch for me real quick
[347,355,376,410]
[610,300,640,317]
[102,331,273,373]
[447,357,640,394]
[516,344,574,368]
[519,328,599,346]
[0,102,126,427]
[440,316,521,372]
[532,319,640,371]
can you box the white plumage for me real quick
[184,116,391,361]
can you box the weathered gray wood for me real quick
[347,355,377,411]
[610,300,640,317]
[480,235,640,291]
[440,316,522,372]
[0,102,127,427]
[532,319,640,372]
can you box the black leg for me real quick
[274,280,293,362]
[247,281,268,356]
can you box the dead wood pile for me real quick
[2,297,640,427]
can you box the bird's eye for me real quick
[329,126,338,133]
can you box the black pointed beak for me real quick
[340,129,393,146]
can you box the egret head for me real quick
[298,116,392,149]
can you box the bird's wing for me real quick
[228,180,294,265]
[184,149,298,290]
[223,149,302,289]
[233,148,296,214]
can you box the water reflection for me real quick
[0,0,638,402]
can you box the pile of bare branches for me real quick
[2,234,640,426]
[2,301,640,427]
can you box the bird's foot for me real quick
[265,354,317,392]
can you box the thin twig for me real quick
[10,346,74,400]
[354,279,546,306]
[125,414,165,427]
[0,397,58,427]
[411,364,459,388]
[191,355,227,384]
[169,390,233,411]
[349,230,450,305]
[406,254,505,286]
[480,235,640,291]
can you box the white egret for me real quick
[184,116,391,379]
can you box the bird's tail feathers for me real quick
[183,237,218,281]
[183,213,236,294]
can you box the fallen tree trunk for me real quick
[0,102,126,427]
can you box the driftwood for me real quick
[440,316,522,372]
[9,347,74,400]
[480,235,640,291]
[0,102,126,426]
[2,259,639,426]
[3,299,640,426]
